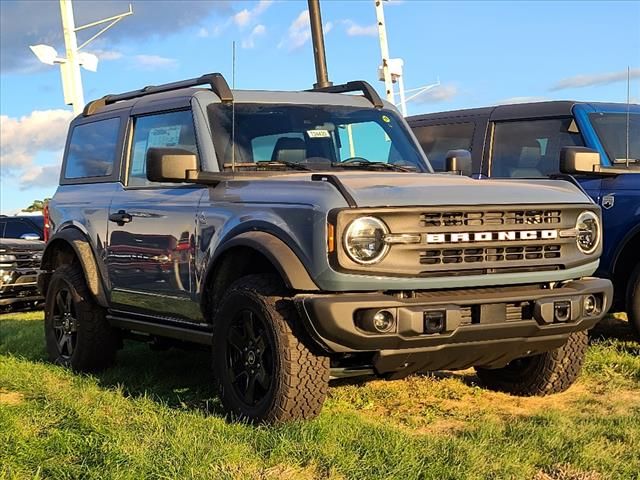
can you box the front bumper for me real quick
[296,278,612,375]
[0,270,43,308]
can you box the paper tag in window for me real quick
[307,129,330,138]
[148,125,182,148]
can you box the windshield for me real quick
[207,103,430,172]
[589,112,640,163]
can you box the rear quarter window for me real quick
[64,117,121,179]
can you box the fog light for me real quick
[424,310,446,334]
[356,309,397,334]
[373,310,395,333]
[554,301,571,322]
[583,295,599,316]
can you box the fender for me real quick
[211,231,319,291]
[40,228,109,307]
[611,223,640,276]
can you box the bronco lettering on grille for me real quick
[425,230,558,244]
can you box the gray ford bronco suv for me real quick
[40,73,612,423]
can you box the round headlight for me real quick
[576,211,600,255]
[344,216,389,264]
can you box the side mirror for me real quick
[146,147,198,183]
[560,147,601,175]
[445,149,472,176]
[20,233,41,241]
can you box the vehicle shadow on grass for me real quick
[0,317,225,416]
[590,313,638,345]
[98,340,225,416]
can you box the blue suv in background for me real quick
[408,101,640,335]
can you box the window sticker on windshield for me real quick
[381,115,391,123]
[307,129,330,138]
[147,125,182,148]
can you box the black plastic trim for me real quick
[309,81,384,109]
[107,313,213,345]
[83,73,233,116]
[311,174,357,207]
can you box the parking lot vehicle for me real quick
[408,101,640,335]
[39,74,613,423]
[0,215,44,311]
[0,214,44,240]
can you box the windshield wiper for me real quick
[255,160,312,171]
[331,160,414,172]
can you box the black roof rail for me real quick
[83,72,233,116]
[308,81,384,109]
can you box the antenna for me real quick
[626,66,630,168]
[231,41,236,173]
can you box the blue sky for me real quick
[1,0,639,214]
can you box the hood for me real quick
[211,171,593,209]
[0,238,45,252]
[328,172,591,207]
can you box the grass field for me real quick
[1,311,639,480]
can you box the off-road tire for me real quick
[475,330,588,396]
[213,274,329,424]
[626,264,640,338]
[44,264,118,371]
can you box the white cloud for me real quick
[344,20,377,37]
[279,10,332,51]
[89,49,124,61]
[496,96,549,105]
[1,110,72,173]
[134,54,178,70]
[412,84,458,104]
[550,68,640,91]
[242,24,267,49]
[234,0,273,28]
[20,163,62,189]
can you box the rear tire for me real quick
[213,274,329,424]
[44,264,118,372]
[475,330,588,396]
[626,264,640,338]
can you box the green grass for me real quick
[1,312,639,480]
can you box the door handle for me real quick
[109,210,133,226]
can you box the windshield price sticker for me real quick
[307,129,331,138]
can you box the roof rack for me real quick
[308,80,384,109]
[83,72,233,116]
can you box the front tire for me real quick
[475,330,588,396]
[626,264,640,338]
[44,264,118,372]
[213,274,329,424]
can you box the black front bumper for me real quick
[296,278,613,375]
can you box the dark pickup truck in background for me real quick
[408,101,640,335]
[0,215,45,312]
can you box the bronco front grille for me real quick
[420,245,562,265]
[420,209,562,227]
[334,205,593,278]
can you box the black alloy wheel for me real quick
[225,308,274,407]
[51,287,78,362]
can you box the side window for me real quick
[3,219,38,239]
[128,110,198,187]
[64,117,120,179]
[413,123,474,171]
[0,220,6,238]
[491,118,584,177]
